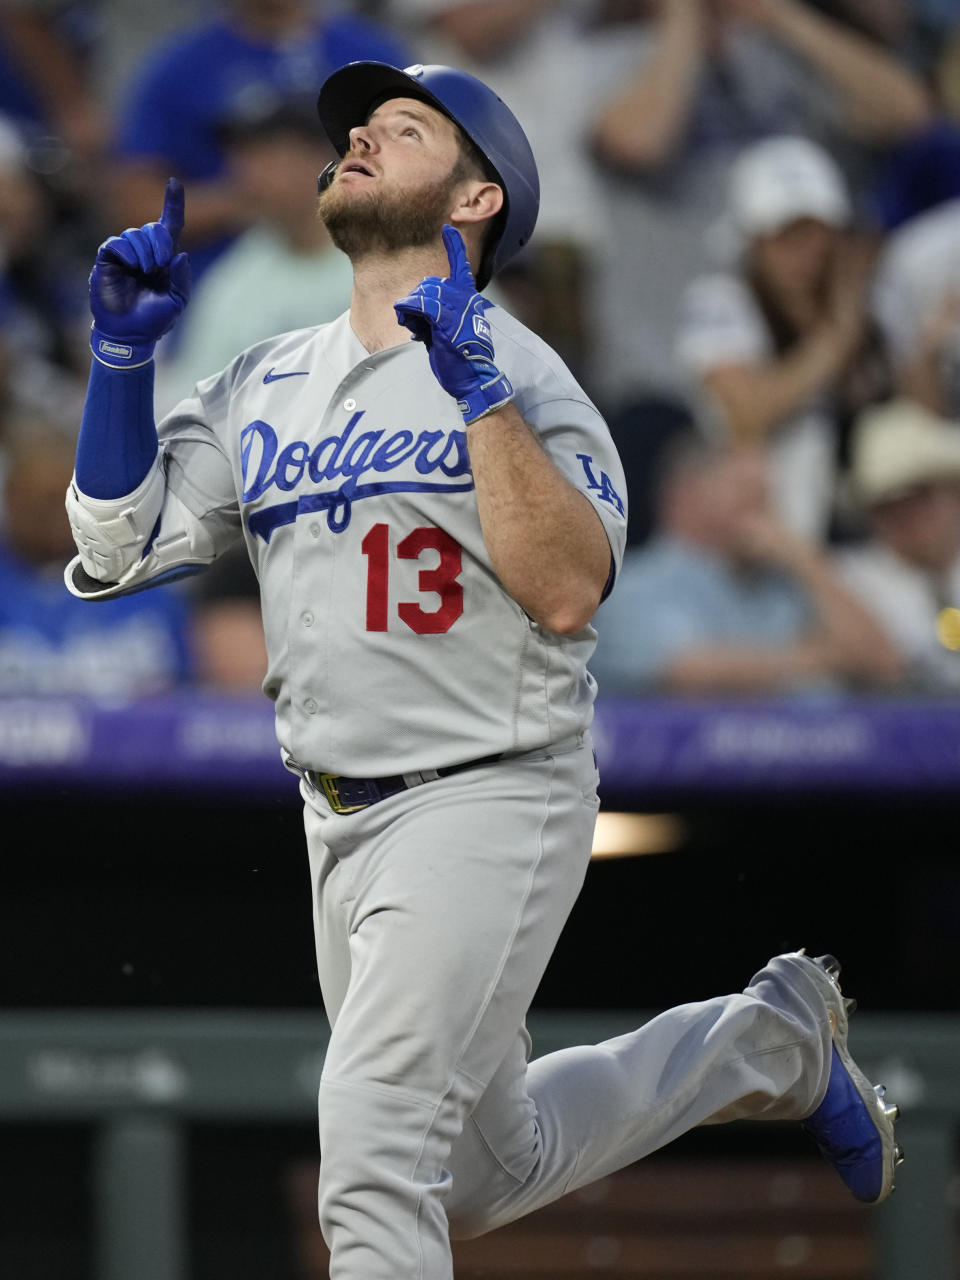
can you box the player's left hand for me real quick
[394,225,514,424]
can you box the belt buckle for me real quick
[317,772,367,815]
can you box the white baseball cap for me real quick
[726,135,852,238]
[851,398,960,507]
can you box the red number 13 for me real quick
[361,523,464,634]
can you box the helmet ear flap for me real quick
[317,160,338,194]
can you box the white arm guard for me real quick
[66,453,166,584]
[65,453,224,600]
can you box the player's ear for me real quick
[450,180,503,228]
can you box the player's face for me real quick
[317,97,474,257]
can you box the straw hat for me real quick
[851,398,960,506]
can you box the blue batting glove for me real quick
[89,177,191,369]
[394,225,514,424]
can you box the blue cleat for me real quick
[796,953,904,1203]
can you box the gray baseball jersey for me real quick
[68,306,627,777]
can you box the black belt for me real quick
[305,753,502,814]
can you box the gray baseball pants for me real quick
[303,735,834,1279]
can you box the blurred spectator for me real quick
[111,0,411,287]
[868,117,960,233]
[0,410,194,696]
[805,0,909,48]
[835,397,960,693]
[676,135,891,542]
[187,545,268,692]
[0,1,107,164]
[855,0,960,236]
[871,191,960,421]
[0,1,201,227]
[588,435,902,696]
[0,1,210,121]
[0,110,88,416]
[153,93,354,416]
[939,17,960,124]
[807,0,958,75]
[584,0,932,418]
[604,393,694,550]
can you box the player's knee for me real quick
[316,1075,442,1207]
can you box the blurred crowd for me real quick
[3,0,960,700]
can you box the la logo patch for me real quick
[577,453,625,516]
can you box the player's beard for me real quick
[317,167,459,259]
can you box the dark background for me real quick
[3,781,956,1013]
[1,781,955,1280]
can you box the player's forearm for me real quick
[393,228,611,633]
[466,402,611,635]
[768,0,932,141]
[591,2,706,170]
[67,358,163,585]
[75,358,159,499]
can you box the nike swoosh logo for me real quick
[263,367,309,384]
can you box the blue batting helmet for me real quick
[316,62,539,289]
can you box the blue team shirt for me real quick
[115,14,410,278]
[0,541,194,696]
[589,535,814,693]
[118,14,409,176]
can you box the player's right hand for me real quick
[394,224,514,424]
[89,177,191,367]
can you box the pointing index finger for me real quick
[159,177,185,245]
[441,224,474,286]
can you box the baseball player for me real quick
[65,61,900,1280]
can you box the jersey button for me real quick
[343,397,357,411]
[309,522,322,539]
[301,611,314,628]
[304,698,318,715]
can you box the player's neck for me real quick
[347,244,454,354]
